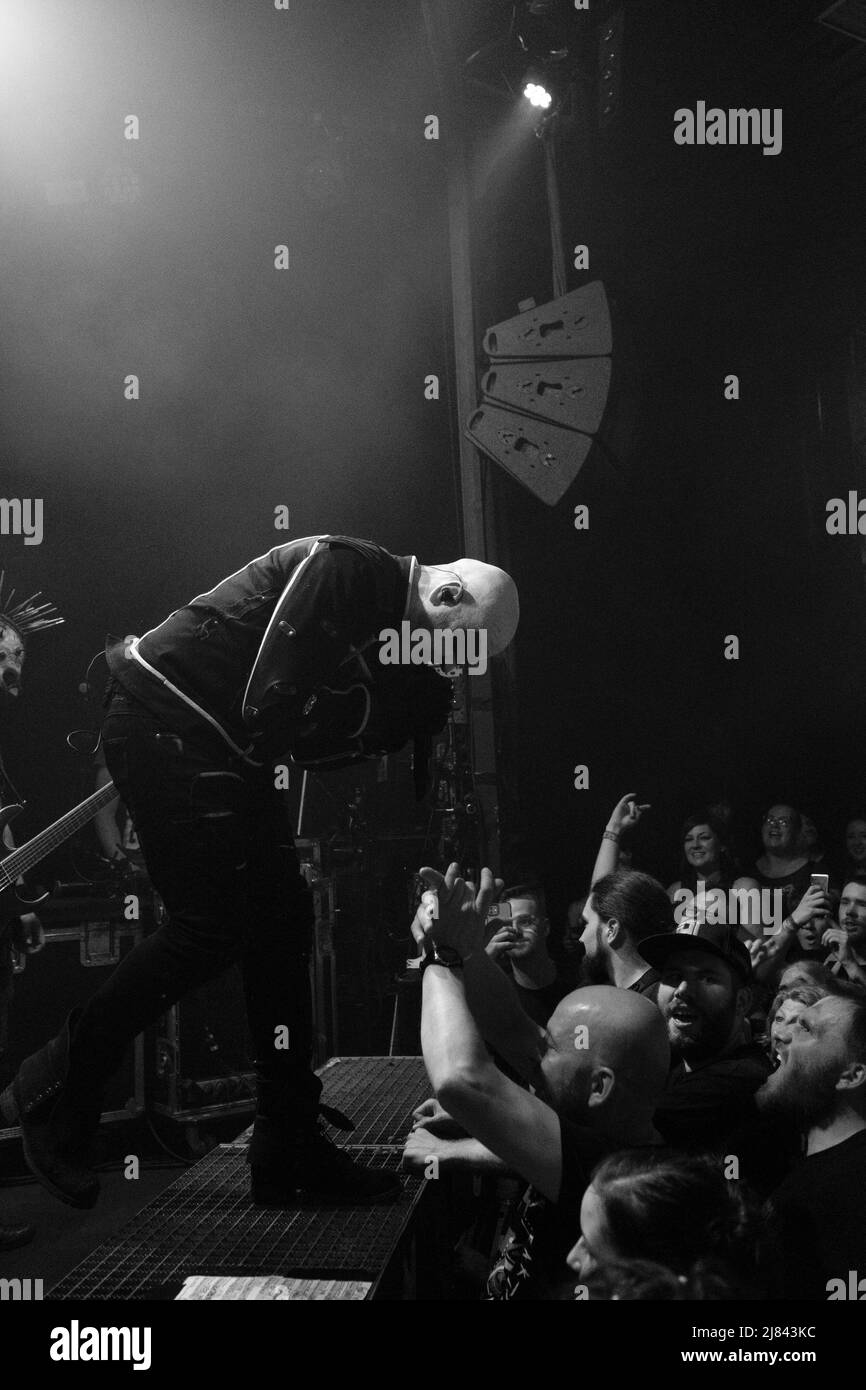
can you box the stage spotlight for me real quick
[524,81,553,109]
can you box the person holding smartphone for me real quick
[484,887,577,1026]
[821,876,866,988]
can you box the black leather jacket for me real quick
[106,535,452,788]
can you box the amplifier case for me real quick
[0,921,146,1143]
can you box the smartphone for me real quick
[810,872,831,921]
[486,901,513,923]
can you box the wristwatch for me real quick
[420,944,464,974]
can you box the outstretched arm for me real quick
[93,761,125,862]
[750,884,830,983]
[416,863,564,1201]
[589,792,650,886]
[421,963,564,1201]
[402,1126,511,1176]
[414,869,546,1083]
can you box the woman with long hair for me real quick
[567,1150,761,1298]
[667,811,762,939]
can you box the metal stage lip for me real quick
[316,1055,430,1147]
[49,1056,432,1301]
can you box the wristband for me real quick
[420,944,464,974]
[603,830,620,844]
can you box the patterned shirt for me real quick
[484,1121,611,1300]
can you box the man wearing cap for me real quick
[638,920,771,1151]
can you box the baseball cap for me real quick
[638,920,752,983]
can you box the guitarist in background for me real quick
[0,580,64,1250]
[2,535,518,1212]
[92,743,148,878]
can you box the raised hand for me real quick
[409,890,439,949]
[747,936,773,966]
[418,862,504,958]
[485,922,518,961]
[792,884,831,926]
[607,792,651,836]
[821,925,851,959]
[485,914,549,963]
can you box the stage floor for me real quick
[41,1057,431,1300]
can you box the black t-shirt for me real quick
[629,967,661,1005]
[724,1113,803,1201]
[484,1118,612,1301]
[514,964,658,1024]
[749,861,814,919]
[512,959,580,1028]
[654,1042,771,1152]
[760,1128,866,1300]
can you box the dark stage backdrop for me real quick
[476,0,866,924]
[0,0,460,863]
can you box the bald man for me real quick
[4,536,519,1213]
[408,863,669,1299]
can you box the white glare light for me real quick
[523,82,553,109]
[0,4,40,71]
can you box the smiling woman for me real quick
[669,811,733,889]
[666,812,764,939]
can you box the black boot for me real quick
[0,1219,35,1251]
[0,1010,101,1210]
[248,1083,401,1207]
[249,1117,402,1207]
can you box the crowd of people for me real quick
[402,794,866,1301]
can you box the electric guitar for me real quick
[0,781,119,911]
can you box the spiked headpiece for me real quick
[0,571,64,640]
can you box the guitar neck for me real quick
[0,781,119,890]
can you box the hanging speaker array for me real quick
[466,281,613,506]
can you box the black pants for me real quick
[67,688,322,1123]
[0,926,14,1062]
